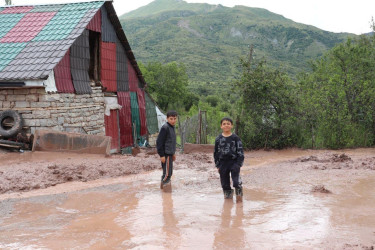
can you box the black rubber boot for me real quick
[235,187,243,196]
[235,187,243,202]
[224,189,233,199]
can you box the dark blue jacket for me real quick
[156,122,176,157]
[214,133,244,168]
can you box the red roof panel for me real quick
[86,9,101,32]
[0,6,33,14]
[0,12,56,43]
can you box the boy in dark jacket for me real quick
[157,110,177,189]
[214,117,244,200]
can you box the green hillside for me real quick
[119,0,354,83]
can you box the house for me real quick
[0,0,160,153]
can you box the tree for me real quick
[140,61,189,111]
[298,32,375,148]
[234,59,298,149]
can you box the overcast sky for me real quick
[2,0,374,35]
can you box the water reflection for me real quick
[162,192,180,249]
[213,199,246,249]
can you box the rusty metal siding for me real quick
[54,49,75,93]
[128,62,138,92]
[105,109,120,152]
[86,8,101,32]
[116,37,129,91]
[70,29,92,94]
[100,41,117,92]
[100,6,116,43]
[137,88,147,136]
[117,91,133,147]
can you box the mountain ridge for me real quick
[119,0,355,83]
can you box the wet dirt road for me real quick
[0,149,375,249]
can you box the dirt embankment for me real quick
[0,147,217,194]
[1,147,375,195]
[0,149,161,194]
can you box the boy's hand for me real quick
[173,155,176,161]
[160,157,166,163]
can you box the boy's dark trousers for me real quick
[219,160,242,191]
[161,154,174,184]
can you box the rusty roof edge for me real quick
[104,1,147,89]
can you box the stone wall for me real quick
[0,87,105,135]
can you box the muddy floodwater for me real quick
[0,148,375,249]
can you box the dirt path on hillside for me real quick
[0,148,374,249]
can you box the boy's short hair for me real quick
[221,117,233,125]
[167,110,178,117]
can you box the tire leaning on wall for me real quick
[0,110,23,138]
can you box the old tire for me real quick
[0,110,23,138]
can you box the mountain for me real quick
[119,0,355,84]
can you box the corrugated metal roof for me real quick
[0,6,33,14]
[0,40,69,80]
[116,37,128,91]
[128,60,138,92]
[137,88,147,136]
[66,8,98,41]
[29,5,63,13]
[0,13,25,38]
[70,29,91,94]
[118,91,133,148]
[0,43,26,72]
[0,0,147,95]
[86,8,101,32]
[0,1,105,81]
[101,5,116,43]
[0,12,56,43]
[101,41,117,92]
[54,49,75,93]
[145,92,159,134]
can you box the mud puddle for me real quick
[0,149,375,249]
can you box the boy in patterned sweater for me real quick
[214,117,244,200]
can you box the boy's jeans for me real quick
[219,161,242,191]
[161,154,174,184]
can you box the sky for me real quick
[2,0,374,35]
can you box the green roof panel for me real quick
[0,13,25,39]
[0,43,27,71]
[32,10,87,41]
[29,5,64,13]
[32,1,104,41]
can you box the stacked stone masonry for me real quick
[0,87,105,135]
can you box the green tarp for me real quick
[145,92,159,134]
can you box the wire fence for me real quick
[178,110,208,152]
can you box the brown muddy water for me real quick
[0,148,375,249]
